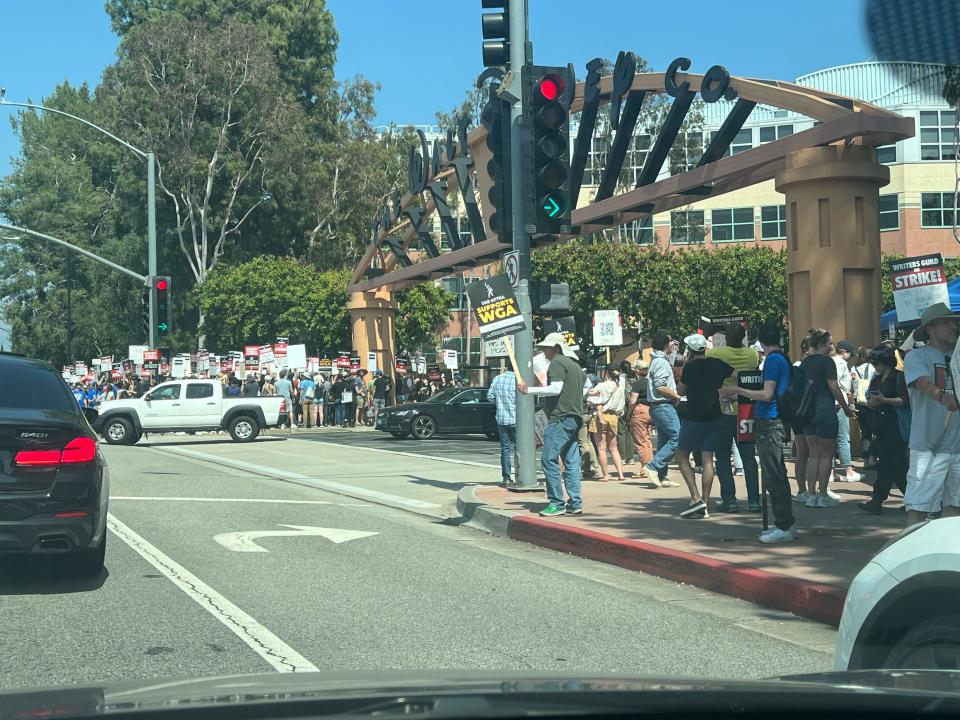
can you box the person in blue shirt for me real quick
[72,383,86,407]
[721,323,796,544]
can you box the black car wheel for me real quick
[485,431,499,440]
[410,415,436,440]
[885,615,960,670]
[104,417,136,445]
[228,415,260,442]
[62,534,106,578]
[390,431,410,439]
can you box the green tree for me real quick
[197,256,351,353]
[394,284,455,355]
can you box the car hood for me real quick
[2,670,960,717]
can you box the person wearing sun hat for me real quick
[902,301,960,525]
[518,331,587,517]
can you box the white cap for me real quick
[684,333,708,352]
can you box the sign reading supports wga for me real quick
[889,253,949,324]
[592,310,622,347]
[466,274,525,340]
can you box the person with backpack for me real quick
[858,345,908,515]
[799,329,857,509]
[721,323,798,543]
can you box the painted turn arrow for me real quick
[214,524,379,553]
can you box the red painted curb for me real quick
[509,515,846,626]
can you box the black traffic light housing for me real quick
[531,281,571,314]
[151,275,173,338]
[521,65,572,238]
[480,87,512,245]
[480,0,508,68]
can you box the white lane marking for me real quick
[286,437,501,469]
[214,524,379,553]
[107,514,318,673]
[111,496,333,505]
[158,447,441,509]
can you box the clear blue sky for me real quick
[0,0,873,177]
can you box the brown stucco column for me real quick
[347,290,397,394]
[775,146,890,354]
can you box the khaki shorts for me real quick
[589,410,619,435]
[905,449,960,513]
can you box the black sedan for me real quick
[375,387,499,440]
[0,352,109,577]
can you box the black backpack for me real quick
[769,351,816,428]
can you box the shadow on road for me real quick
[0,557,109,595]
[138,437,286,447]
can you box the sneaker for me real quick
[817,493,840,508]
[759,525,798,544]
[565,506,583,515]
[694,466,704,474]
[643,466,663,487]
[832,472,848,482]
[734,468,744,476]
[794,491,809,504]
[748,502,762,513]
[680,499,707,518]
[845,470,864,483]
[539,503,567,517]
[805,495,819,508]
[715,500,740,513]
[857,500,882,515]
[825,488,842,501]
[660,479,680,488]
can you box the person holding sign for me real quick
[902,302,960,526]
[517,332,587,517]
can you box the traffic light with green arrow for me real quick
[521,64,572,238]
[151,275,173,339]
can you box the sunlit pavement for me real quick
[0,434,837,690]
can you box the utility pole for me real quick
[147,152,158,349]
[509,0,538,489]
[66,249,72,363]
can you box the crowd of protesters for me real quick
[504,302,960,542]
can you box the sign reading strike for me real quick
[466,275,525,340]
[736,370,763,442]
[889,253,949,324]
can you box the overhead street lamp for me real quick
[0,98,158,347]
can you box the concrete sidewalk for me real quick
[459,462,905,626]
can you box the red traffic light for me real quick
[155,279,169,291]
[537,74,565,101]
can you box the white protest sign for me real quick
[366,351,378,373]
[889,253,950,324]
[443,349,458,370]
[286,343,307,370]
[592,309,623,347]
[483,337,509,358]
[171,356,187,378]
[259,344,275,366]
[128,345,148,365]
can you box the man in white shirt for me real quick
[833,340,862,482]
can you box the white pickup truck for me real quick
[92,379,287,445]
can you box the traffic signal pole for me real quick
[147,152,158,349]
[508,0,538,489]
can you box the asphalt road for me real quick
[0,439,836,692]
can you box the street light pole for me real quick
[0,99,158,347]
[509,0,538,489]
[66,249,72,363]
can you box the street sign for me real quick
[503,250,520,288]
[213,524,378,553]
[592,309,623,347]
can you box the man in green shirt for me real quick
[518,332,587,516]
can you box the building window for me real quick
[628,133,652,183]
[759,124,794,143]
[760,205,786,240]
[879,194,899,231]
[711,208,755,242]
[441,277,465,310]
[920,110,956,161]
[670,210,705,244]
[921,192,957,228]
[708,128,752,156]
[458,216,472,246]
[876,144,897,164]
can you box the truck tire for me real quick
[228,415,260,442]
[103,417,137,446]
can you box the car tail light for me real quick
[13,449,62,466]
[61,437,97,464]
[14,437,97,467]
[53,511,89,518]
